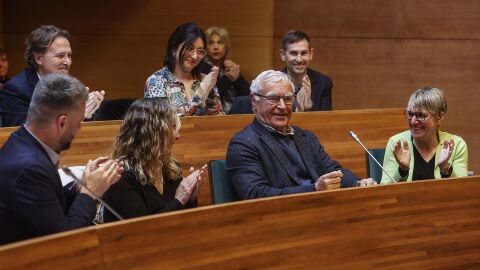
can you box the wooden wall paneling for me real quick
[229,37,274,81]
[3,0,274,99]
[273,0,406,38]
[295,39,480,111]
[404,0,480,39]
[4,1,273,36]
[275,0,480,40]
[69,35,169,99]
[69,35,272,99]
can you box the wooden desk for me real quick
[1,177,479,269]
[0,108,406,205]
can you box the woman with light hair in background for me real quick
[102,98,206,222]
[381,87,468,184]
[202,26,250,113]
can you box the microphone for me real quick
[61,166,124,221]
[348,131,397,183]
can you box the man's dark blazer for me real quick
[0,68,39,127]
[0,126,96,245]
[226,118,358,200]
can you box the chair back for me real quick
[208,160,236,204]
[366,148,386,183]
[94,98,136,121]
[228,96,253,114]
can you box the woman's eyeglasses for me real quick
[184,45,207,59]
[405,110,431,121]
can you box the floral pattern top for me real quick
[144,66,223,116]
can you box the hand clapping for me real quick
[393,139,410,171]
[81,156,124,199]
[438,139,455,172]
[224,59,241,82]
[85,87,105,119]
[198,66,219,101]
[174,165,207,205]
[296,75,312,112]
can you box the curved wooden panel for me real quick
[0,229,102,269]
[1,177,480,269]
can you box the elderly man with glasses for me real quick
[226,70,375,200]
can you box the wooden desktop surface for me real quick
[1,176,479,269]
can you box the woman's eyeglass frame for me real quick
[404,110,431,121]
[183,45,207,59]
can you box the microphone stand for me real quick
[349,131,397,183]
[61,166,124,221]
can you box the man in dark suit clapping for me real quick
[0,25,105,127]
[0,73,123,245]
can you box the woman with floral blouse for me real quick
[144,23,223,116]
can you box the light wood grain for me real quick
[1,176,479,269]
[0,228,102,269]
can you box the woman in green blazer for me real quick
[381,87,468,184]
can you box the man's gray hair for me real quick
[407,87,447,118]
[27,73,88,124]
[250,70,294,96]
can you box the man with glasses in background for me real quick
[226,70,375,200]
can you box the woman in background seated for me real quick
[144,23,223,116]
[202,26,250,113]
[381,87,468,184]
[102,98,206,222]
[0,48,9,89]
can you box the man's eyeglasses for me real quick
[405,110,431,121]
[184,45,207,58]
[254,93,296,105]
